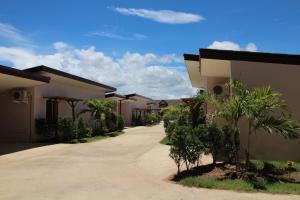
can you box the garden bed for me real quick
[68,131,124,143]
[173,161,300,195]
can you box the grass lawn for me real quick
[179,176,300,195]
[176,160,300,195]
[75,131,124,143]
[160,136,171,145]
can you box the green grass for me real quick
[80,131,124,143]
[179,176,300,195]
[250,160,300,171]
[160,136,171,145]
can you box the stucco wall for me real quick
[231,61,300,161]
[33,81,105,140]
[121,99,150,126]
[0,87,34,142]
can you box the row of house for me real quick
[184,48,300,160]
[0,64,181,142]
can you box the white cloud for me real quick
[208,41,258,52]
[0,22,32,47]
[208,41,240,51]
[156,54,183,64]
[0,43,196,99]
[114,7,204,24]
[245,43,257,52]
[88,31,147,40]
[53,41,72,51]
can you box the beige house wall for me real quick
[121,99,150,126]
[204,61,300,161]
[230,61,300,161]
[0,87,35,142]
[32,81,106,140]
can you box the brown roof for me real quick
[24,65,116,92]
[43,96,82,101]
[125,93,153,101]
[0,65,50,83]
[184,49,300,65]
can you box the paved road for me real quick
[0,124,298,200]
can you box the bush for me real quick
[200,122,223,164]
[222,125,240,163]
[170,124,204,173]
[144,112,160,126]
[105,112,124,132]
[107,112,118,132]
[116,114,124,131]
[58,118,77,142]
[35,118,54,139]
[77,118,87,139]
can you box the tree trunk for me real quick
[212,153,217,165]
[245,121,252,169]
[233,125,240,172]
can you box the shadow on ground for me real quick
[0,143,55,156]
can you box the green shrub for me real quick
[170,125,204,172]
[144,112,160,126]
[116,115,124,131]
[58,118,77,142]
[77,118,87,139]
[35,118,54,139]
[106,112,118,132]
[202,122,223,164]
[222,125,240,163]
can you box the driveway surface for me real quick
[0,124,298,200]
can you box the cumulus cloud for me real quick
[114,7,204,24]
[0,43,196,99]
[0,22,33,47]
[244,43,257,52]
[208,41,258,52]
[88,31,147,40]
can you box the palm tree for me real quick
[78,99,116,133]
[205,80,247,165]
[244,86,299,168]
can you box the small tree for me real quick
[198,122,223,165]
[244,86,300,168]
[204,80,247,165]
[79,99,116,134]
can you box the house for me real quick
[154,99,183,109]
[0,65,116,142]
[120,94,155,126]
[184,48,300,160]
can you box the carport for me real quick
[0,65,50,142]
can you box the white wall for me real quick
[32,81,106,140]
[121,98,150,126]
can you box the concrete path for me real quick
[0,124,298,200]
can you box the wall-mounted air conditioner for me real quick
[12,89,29,104]
[212,84,229,97]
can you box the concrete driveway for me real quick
[0,124,298,200]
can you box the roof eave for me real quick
[24,65,116,92]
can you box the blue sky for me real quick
[0,0,299,99]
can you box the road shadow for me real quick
[0,142,55,156]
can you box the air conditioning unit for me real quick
[212,84,229,97]
[12,89,29,103]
